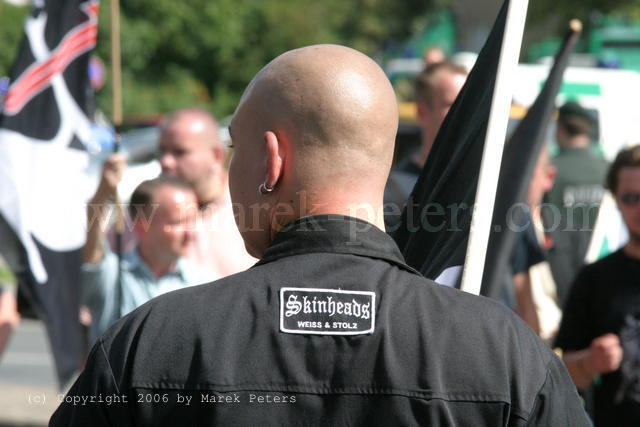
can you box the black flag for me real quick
[0,0,99,387]
[392,0,509,284]
[480,23,581,298]
[393,0,579,295]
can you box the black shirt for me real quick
[52,215,589,426]
[556,249,640,426]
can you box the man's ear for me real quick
[264,131,284,189]
[546,165,557,190]
[132,218,145,240]
[416,101,429,125]
[211,143,225,171]
[215,141,225,160]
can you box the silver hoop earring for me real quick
[258,182,275,195]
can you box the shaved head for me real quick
[229,44,399,257]
[234,44,398,184]
[159,108,225,204]
[161,109,220,148]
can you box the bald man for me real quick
[158,108,256,277]
[51,45,589,425]
[385,62,468,224]
[159,109,226,207]
[92,109,255,279]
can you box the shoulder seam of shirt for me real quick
[99,338,121,395]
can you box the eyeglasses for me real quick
[620,192,640,206]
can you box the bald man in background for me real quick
[157,108,256,277]
[385,62,468,225]
[95,109,255,279]
[52,45,589,426]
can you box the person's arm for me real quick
[510,222,544,335]
[513,271,540,335]
[84,154,127,265]
[0,290,19,356]
[562,333,623,389]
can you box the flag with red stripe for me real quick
[0,0,99,387]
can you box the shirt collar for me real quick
[256,214,421,276]
[558,146,594,155]
[125,249,187,280]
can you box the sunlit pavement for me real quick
[0,319,60,426]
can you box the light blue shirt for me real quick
[81,247,216,344]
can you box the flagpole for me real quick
[110,0,122,128]
[479,19,582,298]
[459,0,529,295]
[110,0,125,316]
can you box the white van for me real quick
[512,64,640,161]
[393,61,640,161]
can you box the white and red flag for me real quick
[0,0,99,387]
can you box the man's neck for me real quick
[196,173,227,207]
[138,246,178,279]
[268,195,386,243]
[559,136,591,150]
[413,133,436,168]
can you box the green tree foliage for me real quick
[93,0,439,119]
[0,3,29,79]
[5,0,638,120]
[0,0,442,119]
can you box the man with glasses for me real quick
[556,144,640,426]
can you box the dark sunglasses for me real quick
[620,192,640,206]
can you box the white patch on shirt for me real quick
[279,287,376,335]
